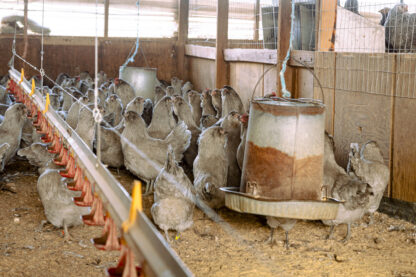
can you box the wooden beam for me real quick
[289,50,314,67]
[254,0,260,41]
[318,0,337,51]
[277,0,294,96]
[104,0,109,38]
[185,44,216,60]
[177,0,189,80]
[215,0,229,88]
[224,49,276,64]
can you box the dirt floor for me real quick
[0,159,415,277]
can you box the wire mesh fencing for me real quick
[188,0,217,46]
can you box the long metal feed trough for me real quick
[9,68,192,277]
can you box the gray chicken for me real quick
[75,104,98,150]
[210,89,222,118]
[61,87,80,112]
[0,85,12,105]
[266,217,297,249]
[151,147,196,241]
[348,141,389,225]
[188,90,202,127]
[104,94,123,127]
[236,113,249,170]
[221,111,241,187]
[323,132,347,195]
[121,111,191,194]
[115,79,136,109]
[125,96,145,114]
[37,169,90,240]
[154,86,166,105]
[166,86,176,97]
[322,133,373,242]
[0,143,10,172]
[200,114,218,130]
[201,89,217,117]
[181,81,193,99]
[147,96,176,139]
[385,4,416,53]
[17,142,61,174]
[322,175,372,242]
[171,77,183,96]
[142,98,153,127]
[221,86,245,117]
[379,7,390,26]
[0,103,27,171]
[344,0,359,14]
[193,126,228,209]
[172,96,201,168]
[55,73,70,86]
[66,96,89,130]
[98,125,124,169]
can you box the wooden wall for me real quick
[186,56,315,113]
[187,57,215,92]
[314,51,416,203]
[0,35,177,83]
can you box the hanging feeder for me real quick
[221,98,340,220]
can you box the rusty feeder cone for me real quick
[241,99,325,201]
[221,98,340,221]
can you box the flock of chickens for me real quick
[0,71,389,248]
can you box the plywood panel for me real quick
[392,98,416,202]
[313,51,335,135]
[333,53,394,169]
[188,57,215,92]
[392,54,416,202]
[229,62,264,112]
[263,65,277,96]
[297,68,313,99]
[333,91,392,168]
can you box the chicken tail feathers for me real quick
[166,121,191,162]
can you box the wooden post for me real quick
[104,0,110,38]
[314,0,321,51]
[254,0,260,42]
[277,0,294,96]
[215,0,229,88]
[318,0,337,51]
[177,0,189,80]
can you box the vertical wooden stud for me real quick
[215,0,229,88]
[277,0,294,96]
[177,0,189,80]
[104,0,110,38]
[318,0,337,51]
[254,0,260,42]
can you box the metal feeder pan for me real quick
[220,187,341,220]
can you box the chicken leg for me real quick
[265,227,277,247]
[341,223,351,243]
[63,220,73,242]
